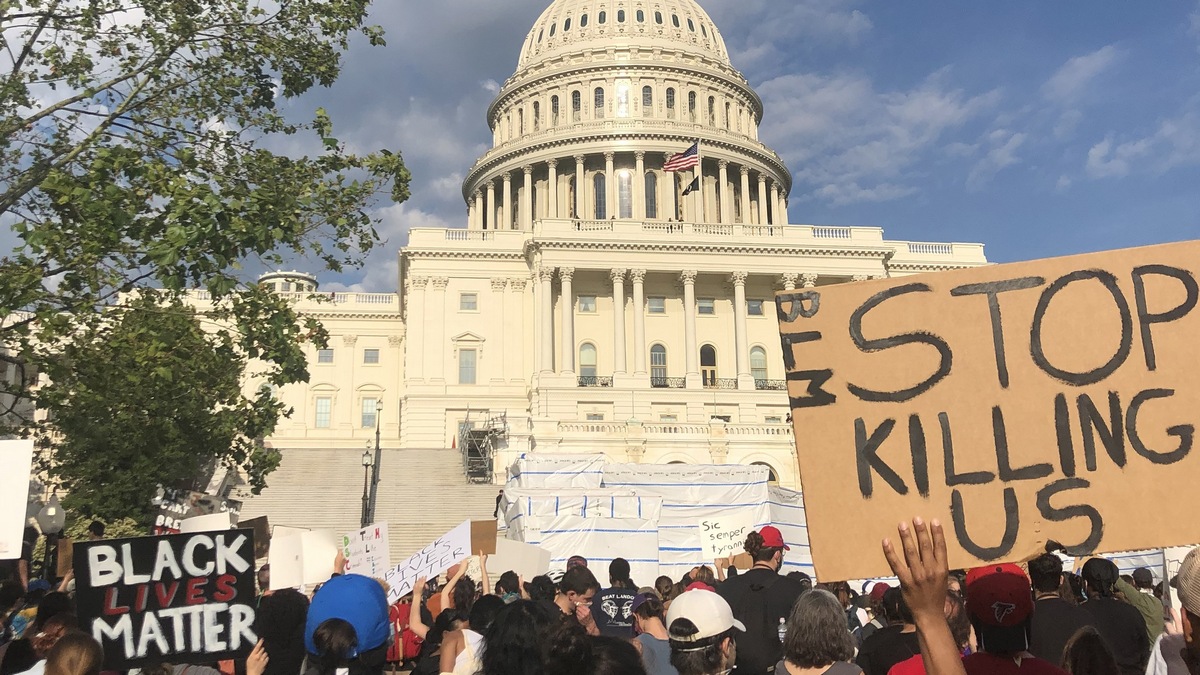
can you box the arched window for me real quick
[538,29,544,42]
[645,172,658,219]
[533,102,540,131]
[567,176,577,218]
[650,344,668,383]
[701,345,717,387]
[598,11,606,24]
[550,23,556,37]
[655,11,663,24]
[672,14,680,28]
[701,23,708,37]
[618,170,633,219]
[593,172,607,219]
[752,461,780,485]
[687,18,695,32]
[666,88,676,118]
[724,102,731,130]
[551,95,560,125]
[636,9,645,22]
[594,87,605,118]
[617,9,624,22]
[580,13,588,27]
[750,347,768,382]
[572,90,581,122]
[688,91,697,122]
[708,96,716,125]
[579,343,597,378]
[518,108,524,135]
[564,16,572,31]
[642,85,653,117]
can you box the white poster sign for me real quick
[268,529,338,590]
[492,539,553,581]
[0,440,34,561]
[699,514,757,561]
[384,520,471,603]
[343,523,390,578]
[179,512,235,534]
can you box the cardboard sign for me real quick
[151,489,241,536]
[73,530,257,669]
[56,538,74,578]
[471,520,498,555]
[383,521,471,603]
[268,530,337,590]
[492,539,552,580]
[777,241,1200,581]
[0,440,34,560]
[699,515,757,561]
[238,516,270,559]
[343,523,390,578]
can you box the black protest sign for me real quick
[152,489,242,536]
[74,529,257,669]
[776,241,1200,581]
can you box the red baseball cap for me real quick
[759,526,790,550]
[966,564,1033,653]
[869,582,891,603]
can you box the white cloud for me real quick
[1042,45,1121,103]
[1086,111,1200,179]
[706,0,872,70]
[967,129,1027,189]
[1055,175,1072,192]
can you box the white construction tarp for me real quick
[517,515,660,585]
[507,453,606,489]
[768,485,815,577]
[603,464,771,577]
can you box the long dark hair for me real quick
[480,600,553,675]
[608,558,636,590]
[1062,627,1119,675]
[310,618,357,672]
[543,626,647,675]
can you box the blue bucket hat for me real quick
[303,574,390,658]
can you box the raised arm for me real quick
[409,577,430,640]
[882,518,966,675]
[480,553,491,595]
[441,560,469,608]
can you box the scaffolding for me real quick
[459,408,507,484]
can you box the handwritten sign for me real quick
[0,440,34,560]
[343,523,390,578]
[73,530,257,669]
[383,521,471,603]
[777,241,1200,580]
[151,489,241,536]
[699,515,757,561]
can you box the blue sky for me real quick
[289,0,1200,291]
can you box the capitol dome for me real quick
[461,0,792,232]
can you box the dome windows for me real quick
[572,90,581,122]
[700,22,708,37]
[687,18,695,32]
[637,9,645,22]
[641,85,653,117]
[645,172,658,219]
[655,11,663,24]
[598,11,606,24]
[564,16,572,31]
[580,14,587,28]
[551,95,560,126]
[593,173,607,220]
[617,9,624,22]
[538,29,543,42]
[618,170,633,219]
[549,23,556,37]
[666,87,676,118]
[594,86,605,118]
[688,91,697,122]
[672,14,680,28]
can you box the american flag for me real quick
[663,141,700,171]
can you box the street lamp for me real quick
[367,400,383,526]
[360,449,373,529]
[35,493,65,581]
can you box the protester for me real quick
[888,591,973,675]
[666,589,744,675]
[39,631,103,675]
[568,556,589,570]
[0,582,23,648]
[439,594,503,675]
[962,563,1066,675]
[1,594,73,675]
[1060,627,1119,675]
[631,593,678,675]
[1,613,76,675]
[84,523,104,542]
[543,628,649,675]
[409,609,468,675]
[786,571,813,593]
[303,574,390,675]
[479,600,553,675]
[776,589,861,675]
[856,583,891,648]
[594,558,638,637]
[657,576,680,608]
[1114,568,1163,644]
[553,565,601,635]
[495,571,522,604]
[1145,546,1200,675]
[716,527,804,675]
[857,588,920,675]
[1028,553,1095,664]
[821,582,864,633]
[526,575,557,607]
[253,588,308,675]
[1079,559,1150,675]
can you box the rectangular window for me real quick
[459,349,477,385]
[698,298,716,315]
[315,397,331,429]
[648,297,666,314]
[765,415,783,424]
[363,348,380,364]
[586,413,606,421]
[747,299,764,316]
[578,295,597,313]
[659,414,678,422]
[317,349,334,364]
[361,398,378,428]
[460,293,478,312]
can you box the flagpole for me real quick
[693,139,703,224]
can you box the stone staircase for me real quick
[236,447,501,565]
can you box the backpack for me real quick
[731,574,781,675]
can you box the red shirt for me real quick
[888,655,928,675]
[962,652,1068,675]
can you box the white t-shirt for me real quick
[1145,633,1189,675]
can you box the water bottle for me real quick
[777,617,787,643]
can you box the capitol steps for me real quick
[236,447,500,567]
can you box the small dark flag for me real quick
[681,176,700,196]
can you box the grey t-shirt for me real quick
[636,634,679,675]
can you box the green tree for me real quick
[38,294,283,522]
[0,1,410,506]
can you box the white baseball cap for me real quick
[1177,547,1200,615]
[666,589,746,642]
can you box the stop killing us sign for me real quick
[74,530,257,669]
[776,241,1200,581]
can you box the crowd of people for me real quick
[3,518,1200,675]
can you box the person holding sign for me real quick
[303,574,390,675]
[715,527,804,675]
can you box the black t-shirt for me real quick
[855,626,920,675]
[593,588,636,638]
[0,537,33,584]
[1082,597,1150,675]
[716,568,804,675]
[1029,596,1095,664]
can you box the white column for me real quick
[780,273,798,291]
[802,273,819,288]
[611,268,627,374]
[511,277,528,381]
[693,161,703,223]
[634,152,646,219]
[664,154,678,220]
[718,160,731,224]
[502,172,513,230]
[739,166,751,224]
[473,191,484,230]
[468,197,478,230]
[547,159,559,218]
[757,174,769,225]
[491,278,507,382]
[769,182,781,225]
[574,155,586,219]
[539,266,555,373]
[560,267,575,374]
[406,277,428,381]
[485,181,496,230]
[631,269,647,374]
[604,152,615,219]
[521,166,533,230]
[775,187,788,226]
[430,278,448,381]
[682,270,698,384]
[732,271,751,387]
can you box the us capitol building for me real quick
[222,0,988,543]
